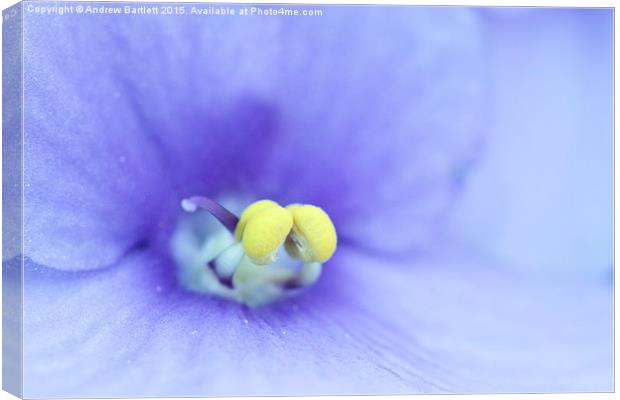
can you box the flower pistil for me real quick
[171,196,337,307]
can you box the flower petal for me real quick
[23,15,178,271]
[257,8,488,254]
[22,247,612,397]
[23,8,487,270]
[452,8,614,275]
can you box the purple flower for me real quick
[8,4,612,397]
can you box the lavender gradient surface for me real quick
[6,4,613,397]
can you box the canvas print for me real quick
[2,1,614,398]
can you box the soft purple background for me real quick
[5,4,614,397]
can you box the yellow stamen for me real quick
[237,201,293,265]
[285,204,337,263]
[235,199,280,241]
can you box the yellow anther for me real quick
[285,204,337,263]
[235,199,280,241]
[239,203,293,265]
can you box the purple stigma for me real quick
[181,196,240,233]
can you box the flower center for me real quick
[170,196,337,307]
